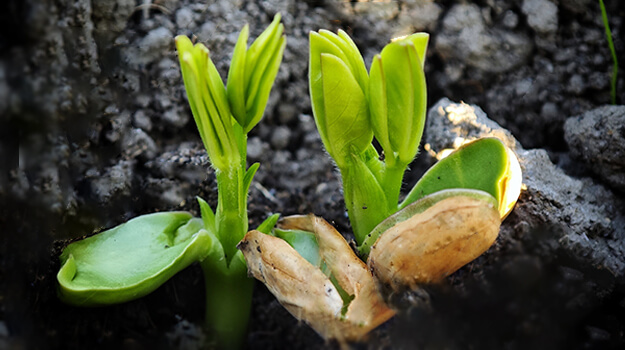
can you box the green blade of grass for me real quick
[599,0,618,104]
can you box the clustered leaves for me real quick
[309,30,436,240]
[242,28,522,342]
[227,16,286,132]
[58,15,286,350]
[56,16,523,349]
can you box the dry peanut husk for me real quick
[239,215,395,342]
[368,195,501,291]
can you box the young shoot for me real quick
[239,28,522,344]
[309,29,521,253]
[57,15,285,350]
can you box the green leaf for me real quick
[243,162,260,196]
[197,196,216,234]
[400,138,509,212]
[244,34,285,133]
[226,24,250,126]
[393,32,429,68]
[319,53,372,168]
[245,14,283,91]
[371,40,427,166]
[274,228,323,268]
[232,13,286,133]
[342,151,389,244]
[319,29,369,93]
[359,189,497,257]
[309,31,361,159]
[368,54,392,162]
[256,213,281,234]
[57,212,212,306]
[176,36,241,171]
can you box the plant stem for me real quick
[201,256,253,350]
[340,164,392,245]
[381,163,406,213]
[206,133,253,349]
[215,166,248,264]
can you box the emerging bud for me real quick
[369,33,429,167]
[227,14,286,133]
[309,30,372,169]
[175,35,240,171]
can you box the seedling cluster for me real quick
[57,14,522,348]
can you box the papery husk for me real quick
[368,196,500,291]
[239,215,395,342]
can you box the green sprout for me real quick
[236,29,522,342]
[599,0,618,104]
[309,30,519,253]
[56,15,285,349]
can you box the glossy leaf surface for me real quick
[58,212,211,306]
[227,14,286,133]
[317,53,372,168]
[309,31,372,169]
[369,34,428,167]
[401,137,520,217]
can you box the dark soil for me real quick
[2,0,625,349]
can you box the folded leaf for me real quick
[369,39,427,166]
[341,151,389,244]
[401,137,522,218]
[57,212,211,306]
[309,31,372,169]
[226,24,249,125]
[319,53,372,168]
[176,35,240,171]
[227,14,286,133]
[392,32,429,68]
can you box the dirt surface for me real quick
[2,0,625,349]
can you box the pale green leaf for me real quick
[309,32,354,153]
[245,13,283,89]
[394,32,429,68]
[368,54,392,162]
[320,53,372,168]
[57,212,212,306]
[227,24,250,127]
[319,29,368,93]
[197,196,216,234]
[401,138,509,211]
[274,228,323,267]
[245,33,286,133]
[256,213,281,234]
[342,152,389,244]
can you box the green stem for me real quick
[599,0,618,104]
[215,166,248,264]
[380,163,407,213]
[201,256,253,350]
[340,163,391,245]
[205,132,254,349]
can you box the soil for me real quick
[2,0,625,349]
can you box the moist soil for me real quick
[2,0,625,349]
